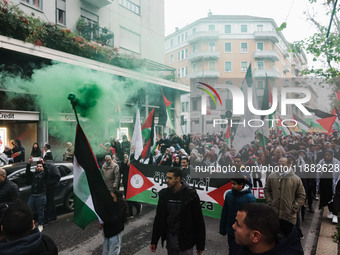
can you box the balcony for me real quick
[187,31,219,43]
[283,65,290,73]
[283,49,289,58]
[253,69,280,78]
[188,70,220,79]
[187,51,220,62]
[254,31,279,43]
[253,50,280,62]
[81,0,113,8]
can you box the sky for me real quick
[164,0,329,42]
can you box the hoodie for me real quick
[219,185,256,236]
[0,228,58,255]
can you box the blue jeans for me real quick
[102,232,122,255]
[28,195,46,225]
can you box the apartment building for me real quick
[165,13,315,134]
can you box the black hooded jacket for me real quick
[151,181,206,251]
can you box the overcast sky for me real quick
[164,0,329,42]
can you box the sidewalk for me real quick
[315,207,338,255]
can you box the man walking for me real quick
[264,157,306,227]
[150,168,205,254]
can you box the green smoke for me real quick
[1,61,147,155]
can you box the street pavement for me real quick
[41,200,325,255]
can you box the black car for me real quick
[3,161,74,212]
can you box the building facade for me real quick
[165,13,315,134]
[1,0,186,160]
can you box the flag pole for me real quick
[68,93,80,125]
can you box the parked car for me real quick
[3,161,74,212]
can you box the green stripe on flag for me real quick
[74,195,97,229]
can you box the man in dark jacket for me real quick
[150,168,205,255]
[0,200,58,255]
[233,203,303,255]
[26,159,49,232]
[0,167,19,238]
[43,160,61,224]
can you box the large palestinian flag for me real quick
[126,162,266,218]
[73,124,117,229]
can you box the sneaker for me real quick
[136,204,143,216]
[38,225,43,232]
[327,212,335,219]
[332,216,338,224]
[128,215,134,219]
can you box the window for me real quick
[192,100,198,111]
[192,28,197,34]
[257,80,264,89]
[181,50,185,60]
[181,67,185,77]
[23,0,42,9]
[225,90,233,110]
[257,61,264,70]
[170,55,174,64]
[119,0,141,15]
[209,61,216,71]
[182,103,185,112]
[257,42,264,51]
[241,61,248,72]
[192,63,197,72]
[225,62,232,72]
[186,102,189,112]
[225,25,231,33]
[241,42,248,53]
[177,69,181,78]
[209,98,216,110]
[80,9,99,41]
[170,39,173,47]
[57,9,66,25]
[181,34,184,42]
[192,44,197,53]
[241,24,247,33]
[177,52,180,61]
[257,24,263,31]
[185,49,188,58]
[209,42,215,51]
[208,25,215,31]
[225,42,231,53]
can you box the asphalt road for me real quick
[42,200,321,255]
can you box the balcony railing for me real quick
[80,0,113,8]
[188,70,220,79]
[253,69,280,78]
[283,65,290,73]
[253,50,280,62]
[187,31,219,43]
[254,31,279,43]
[187,51,220,62]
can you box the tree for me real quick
[293,0,340,85]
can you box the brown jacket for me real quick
[264,170,306,224]
[101,161,120,192]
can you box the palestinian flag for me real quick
[158,89,175,131]
[257,131,270,147]
[141,111,156,159]
[73,124,116,229]
[141,108,155,140]
[278,117,290,136]
[336,92,340,100]
[292,114,309,134]
[317,115,337,134]
[225,122,231,146]
[131,107,143,160]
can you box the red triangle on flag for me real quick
[162,90,172,108]
[141,108,155,130]
[317,116,337,133]
[336,92,340,100]
[126,164,154,200]
[207,182,232,206]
